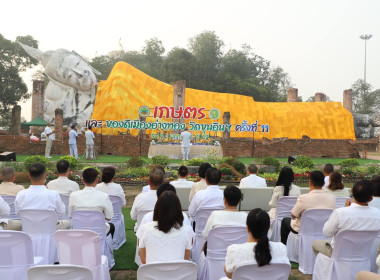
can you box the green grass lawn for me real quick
[14,155,380,165]
[113,208,138,270]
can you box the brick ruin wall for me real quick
[0,135,368,159]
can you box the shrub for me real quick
[126,156,145,168]
[59,155,79,170]
[339,158,360,168]
[293,155,314,169]
[1,162,24,172]
[187,158,206,166]
[221,157,246,175]
[152,155,170,166]
[262,157,281,171]
[83,165,101,173]
[342,167,354,175]
[24,155,50,171]
[367,164,380,175]
[124,167,150,178]
[14,171,29,184]
[220,167,232,175]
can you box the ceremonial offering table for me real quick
[148,144,223,159]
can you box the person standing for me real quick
[44,122,55,158]
[85,126,95,160]
[69,125,79,159]
[180,128,192,160]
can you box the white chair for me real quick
[269,196,298,242]
[370,234,380,273]
[1,195,19,220]
[135,209,154,266]
[109,195,126,250]
[137,261,197,280]
[176,187,191,211]
[286,208,333,274]
[71,211,115,269]
[313,230,379,280]
[336,197,349,208]
[55,230,110,280]
[199,226,248,280]
[18,209,58,264]
[0,230,44,280]
[59,194,70,220]
[232,263,291,280]
[28,264,93,280]
[191,207,224,265]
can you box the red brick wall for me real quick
[0,135,367,158]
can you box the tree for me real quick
[351,79,379,114]
[142,37,165,79]
[0,34,39,115]
[161,48,197,87]
[188,31,224,90]
[306,94,332,102]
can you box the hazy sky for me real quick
[1,0,379,120]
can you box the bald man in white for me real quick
[181,128,192,160]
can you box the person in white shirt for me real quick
[96,166,126,206]
[268,166,301,219]
[369,176,380,210]
[322,163,334,189]
[189,163,211,202]
[239,165,267,188]
[323,171,350,197]
[131,168,164,232]
[85,126,95,160]
[138,191,194,264]
[15,163,71,229]
[0,195,22,231]
[0,167,24,195]
[141,166,165,193]
[203,186,247,240]
[47,160,80,196]
[181,127,192,160]
[171,166,194,189]
[138,183,191,233]
[69,168,115,236]
[44,122,55,158]
[222,208,290,279]
[312,179,380,258]
[68,124,79,159]
[188,167,225,220]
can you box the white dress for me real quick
[225,242,290,274]
[95,182,126,206]
[324,188,350,198]
[268,184,301,219]
[138,221,194,264]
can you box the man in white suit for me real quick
[239,164,267,188]
[180,128,192,160]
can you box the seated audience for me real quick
[69,168,114,236]
[238,164,267,188]
[202,186,247,240]
[189,167,225,220]
[131,168,164,231]
[0,166,24,195]
[324,171,350,197]
[171,166,194,188]
[322,163,334,189]
[96,166,126,206]
[141,166,165,193]
[189,163,212,202]
[222,208,290,279]
[369,176,380,209]
[138,191,194,264]
[281,171,335,245]
[138,183,191,230]
[0,195,21,230]
[312,179,380,257]
[15,163,71,229]
[268,166,301,219]
[47,159,79,195]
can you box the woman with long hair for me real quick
[95,166,126,206]
[268,166,301,219]
[138,191,194,264]
[324,171,350,197]
[223,209,289,279]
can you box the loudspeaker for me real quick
[288,155,297,164]
[0,152,16,161]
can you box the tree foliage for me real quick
[351,79,379,114]
[0,34,39,115]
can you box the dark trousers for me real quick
[281,217,298,245]
[108,222,115,238]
